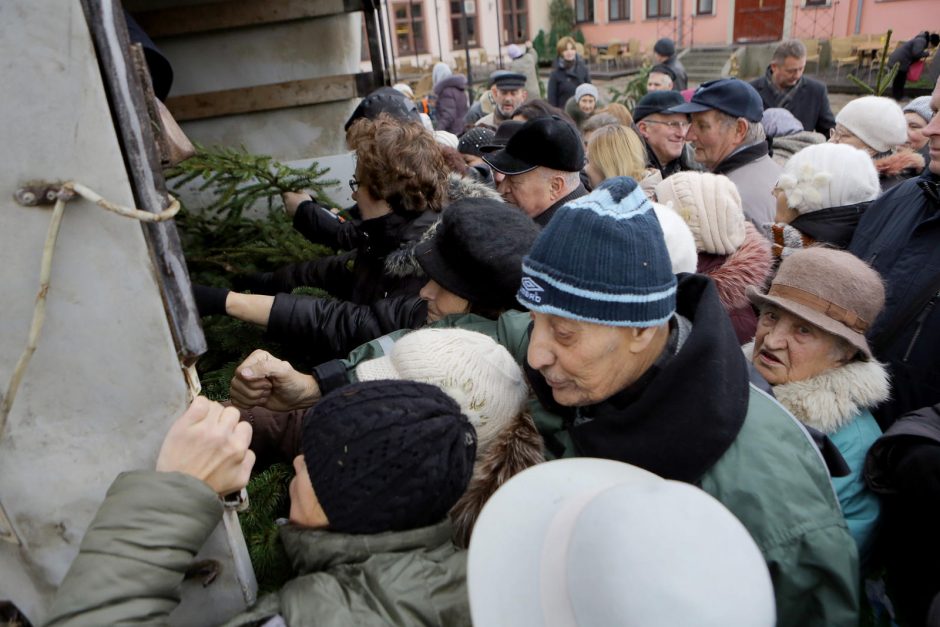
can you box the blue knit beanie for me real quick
[517,177,677,326]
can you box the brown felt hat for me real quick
[746,248,884,359]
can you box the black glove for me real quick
[192,284,230,317]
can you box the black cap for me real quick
[344,87,421,131]
[479,120,525,153]
[482,116,584,174]
[653,38,676,57]
[669,78,764,123]
[633,90,687,122]
[492,72,527,90]
[649,63,677,81]
[458,127,497,157]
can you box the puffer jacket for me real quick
[44,471,471,627]
[547,55,590,108]
[433,74,469,135]
[696,222,772,344]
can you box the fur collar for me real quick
[699,222,772,309]
[742,341,889,434]
[875,149,926,179]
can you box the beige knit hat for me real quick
[654,172,745,255]
[355,328,528,452]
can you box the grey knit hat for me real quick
[903,96,934,125]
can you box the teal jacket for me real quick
[830,411,883,561]
[44,471,470,627]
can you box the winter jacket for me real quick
[662,56,688,91]
[547,55,590,109]
[888,32,932,72]
[433,74,469,135]
[744,342,889,562]
[865,402,940,627]
[770,201,870,258]
[645,138,702,179]
[714,141,782,229]
[509,45,541,97]
[533,184,588,227]
[751,68,836,136]
[771,130,826,166]
[44,471,471,627]
[849,172,940,429]
[318,274,861,627]
[696,222,773,344]
[874,148,926,192]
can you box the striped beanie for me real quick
[517,176,677,326]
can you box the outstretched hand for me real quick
[282,191,312,218]
[229,349,321,412]
[156,397,255,495]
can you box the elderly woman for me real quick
[745,247,889,560]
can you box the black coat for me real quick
[662,56,688,91]
[547,56,590,109]
[750,68,836,136]
[849,173,940,429]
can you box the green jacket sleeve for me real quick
[44,471,223,627]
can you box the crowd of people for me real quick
[44,36,940,627]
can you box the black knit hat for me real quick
[344,87,421,131]
[482,116,584,174]
[458,127,497,157]
[301,380,476,534]
[654,37,676,57]
[414,197,539,310]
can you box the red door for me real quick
[733,0,786,43]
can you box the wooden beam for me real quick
[133,0,364,38]
[165,73,373,121]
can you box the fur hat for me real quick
[518,177,677,326]
[761,107,803,138]
[835,96,907,153]
[746,247,884,359]
[301,380,476,534]
[356,328,528,453]
[654,172,745,255]
[903,96,934,125]
[777,143,880,214]
[575,83,599,102]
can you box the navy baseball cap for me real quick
[669,78,764,123]
[482,116,584,174]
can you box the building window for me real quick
[609,0,630,21]
[646,0,671,18]
[394,1,427,55]
[502,0,529,44]
[803,0,829,5]
[576,0,594,23]
[696,0,713,14]
[450,1,480,48]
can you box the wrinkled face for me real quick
[905,112,929,151]
[527,312,652,406]
[752,306,847,385]
[495,167,553,217]
[647,72,674,92]
[828,123,874,154]
[562,44,577,61]
[770,56,806,89]
[685,110,740,170]
[420,279,471,322]
[926,81,940,175]
[289,455,329,528]
[578,95,597,114]
[495,87,527,115]
[638,113,690,163]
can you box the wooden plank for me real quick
[133,0,361,38]
[165,72,373,121]
[81,0,207,366]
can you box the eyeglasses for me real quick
[828,125,855,143]
[643,119,691,131]
[348,175,359,192]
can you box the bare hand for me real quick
[282,191,312,218]
[229,349,320,412]
[156,397,255,495]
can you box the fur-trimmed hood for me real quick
[697,222,772,310]
[875,148,925,180]
[743,341,890,434]
[384,173,504,278]
[448,409,545,548]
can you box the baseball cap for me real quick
[482,116,584,174]
[669,78,764,123]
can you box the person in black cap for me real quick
[652,38,688,91]
[647,64,677,92]
[633,91,702,179]
[671,78,781,227]
[476,72,529,129]
[482,116,587,226]
[344,86,422,132]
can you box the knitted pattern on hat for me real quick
[575,83,599,102]
[301,380,476,534]
[835,96,907,153]
[654,172,745,255]
[518,176,677,326]
[777,143,880,213]
[355,328,528,453]
[903,96,934,125]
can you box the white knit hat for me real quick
[651,202,698,274]
[654,172,745,255]
[835,96,907,153]
[778,143,880,214]
[433,130,460,150]
[355,328,528,452]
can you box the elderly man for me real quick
[750,39,835,136]
[672,78,781,227]
[481,115,586,226]
[476,72,528,129]
[652,37,687,91]
[633,90,700,178]
[647,64,676,92]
